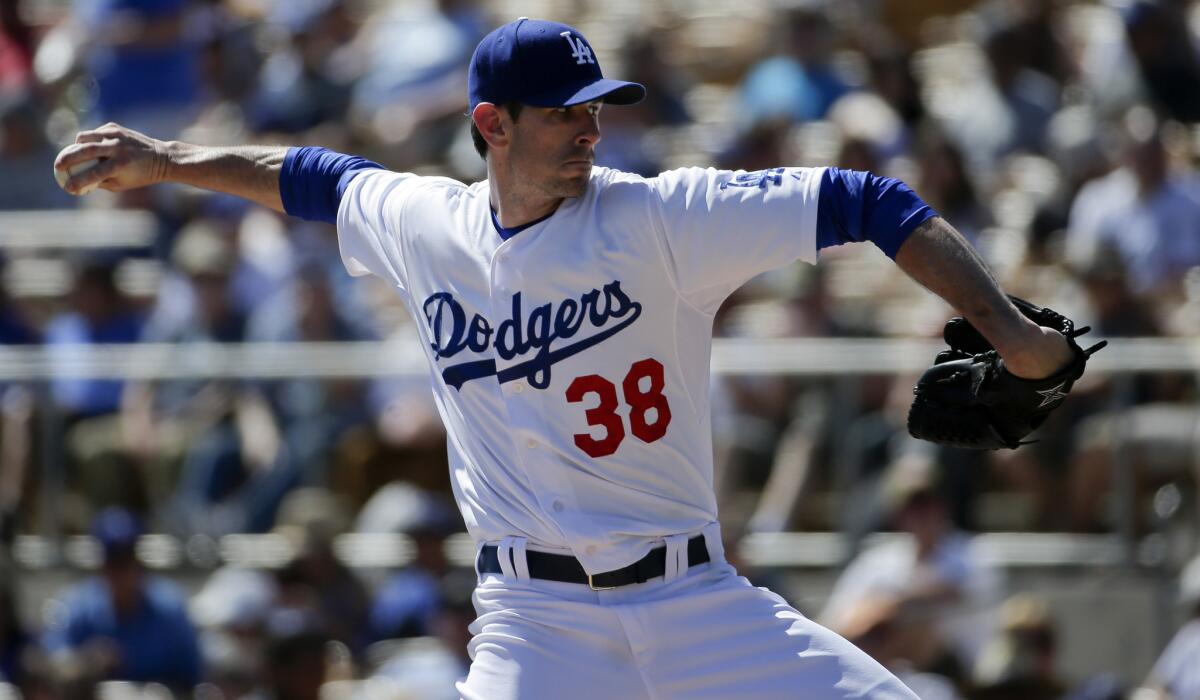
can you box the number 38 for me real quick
[565,358,672,458]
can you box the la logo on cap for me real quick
[561,31,595,65]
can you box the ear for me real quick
[472,103,509,151]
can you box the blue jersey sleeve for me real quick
[280,147,385,224]
[815,168,938,259]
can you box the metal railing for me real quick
[3,335,1196,570]
[0,335,1194,379]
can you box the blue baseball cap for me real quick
[91,507,142,559]
[468,18,645,110]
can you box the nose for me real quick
[575,110,600,147]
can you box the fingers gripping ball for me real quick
[53,157,104,195]
[907,295,1108,450]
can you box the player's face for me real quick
[508,102,602,199]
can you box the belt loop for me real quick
[664,534,688,582]
[702,522,725,565]
[497,537,517,579]
[474,542,483,580]
[511,538,531,581]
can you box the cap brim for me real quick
[525,78,646,108]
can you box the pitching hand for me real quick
[52,122,170,195]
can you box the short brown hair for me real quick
[470,102,524,159]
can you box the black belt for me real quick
[478,535,710,590]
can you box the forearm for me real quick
[162,141,286,213]
[58,124,383,221]
[894,217,1044,363]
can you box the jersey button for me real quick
[513,383,524,393]
[585,546,597,556]
[552,501,564,512]
[526,439,538,449]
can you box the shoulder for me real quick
[590,165,731,201]
[345,170,477,208]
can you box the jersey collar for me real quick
[489,207,556,241]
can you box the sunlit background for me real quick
[1,0,1199,698]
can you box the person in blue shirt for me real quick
[46,259,146,420]
[42,508,202,692]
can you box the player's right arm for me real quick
[54,123,288,212]
[54,123,385,223]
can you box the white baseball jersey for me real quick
[337,164,825,574]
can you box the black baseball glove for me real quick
[906,296,1107,450]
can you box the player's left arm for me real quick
[816,168,1072,378]
[892,217,1072,378]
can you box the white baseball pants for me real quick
[457,525,918,700]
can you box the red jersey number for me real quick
[565,358,672,458]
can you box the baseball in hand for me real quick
[54,157,104,195]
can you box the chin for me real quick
[556,171,591,198]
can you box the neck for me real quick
[487,156,564,228]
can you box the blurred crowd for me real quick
[0,0,1199,697]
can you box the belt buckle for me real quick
[587,574,616,591]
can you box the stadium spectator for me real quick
[1065,109,1200,301]
[0,0,33,93]
[970,595,1068,700]
[0,92,75,210]
[189,566,279,700]
[821,455,1004,676]
[1141,554,1200,700]
[68,0,204,137]
[274,490,371,656]
[863,44,924,133]
[259,610,329,700]
[245,257,377,487]
[0,575,36,687]
[244,0,358,135]
[359,482,460,641]
[349,0,488,161]
[1121,1,1200,123]
[834,596,964,700]
[0,273,38,543]
[364,575,475,700]
[1004,0,1076,88]
[1,2,1198,694]
[124,220,297,534]
[914,129,993,245]
[980,23,1060,156]
[736,6,848,126]
[46,258,148,519]
[593,30,691,177]
[47,259,146,421]
[938,20,1060,168]
[42,508,203,691]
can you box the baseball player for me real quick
[55,18,1075,700]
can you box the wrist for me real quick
[987,316,1042,360]
[1001,325,1074,379]
[156,140,180,184]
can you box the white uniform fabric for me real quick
[337,164,822,575]
[459,525,915,700]
[337,164,917,698]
